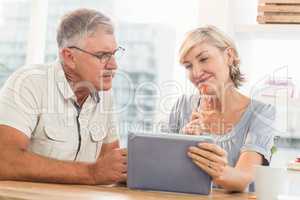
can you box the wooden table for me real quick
[0,181,254,200]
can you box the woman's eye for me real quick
[183,65,192,69]
[184,64,192,69]
[199,57,208,62]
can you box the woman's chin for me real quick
[199,90,216,96]
[197,84,216,95]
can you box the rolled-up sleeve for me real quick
[241,104,276,165]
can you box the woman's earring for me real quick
[230,64,238,75]
[229,64,239,82]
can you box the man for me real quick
[0,8,127,185]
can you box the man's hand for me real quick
[89,148,127,185]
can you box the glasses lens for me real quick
[114,47,125,61]
[100,53,112,64]
[101,47,125,64]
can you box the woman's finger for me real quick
[188,146,227,166]
[200,110,220,123]
[187,152,220,171]
[192,160,220,178]
[191,111,202,121]
[184,126,203,135]
[198,143,227,157]
[182,119,208,135]
[188,152,227,177]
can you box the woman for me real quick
[165,26,275,192]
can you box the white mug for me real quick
[254,165,289,200]
[287,170,300,195]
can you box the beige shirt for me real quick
[0,61,119,162]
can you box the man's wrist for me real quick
[85,163,97,185]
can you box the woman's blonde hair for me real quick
[179,25,244,88]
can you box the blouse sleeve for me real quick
[240,103,276,165]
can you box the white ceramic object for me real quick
[255,165,289,200]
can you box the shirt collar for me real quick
[52,60,100,104]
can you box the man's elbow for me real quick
[0,162,14,181]
[0,149,25,181]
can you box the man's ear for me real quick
[225,47,235,66]
[60,48,76,69]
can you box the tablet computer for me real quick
[127,132,213,194]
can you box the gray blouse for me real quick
[162,94,276,167]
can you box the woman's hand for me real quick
[187,143,228,180]
[182,111,206,135]
[182,105,236,135]
[182,110,225,135]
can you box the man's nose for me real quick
[104,57,118,70]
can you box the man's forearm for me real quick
[0,148,95,185]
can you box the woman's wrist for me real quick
[212,165,231,187]
[212,166,248,192]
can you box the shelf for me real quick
[234,24,300,39]
[276,133,300,139]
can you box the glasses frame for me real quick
[68,46,125,66]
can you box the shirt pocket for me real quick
[39,125,76,160]
[89,126,107,160]
[44,126,69,142]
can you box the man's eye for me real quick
[97,53,110,59]
[103,53,111,58]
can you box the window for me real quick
[3,0,197,146]
[44,0,114,63]
[0,0,31,86]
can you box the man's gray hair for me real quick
[57,8,114,49]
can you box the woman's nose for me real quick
[192,67,202,78]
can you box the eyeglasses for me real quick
[68,46,125,65]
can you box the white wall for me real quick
[26,0,48,65]
[198,0,233,34]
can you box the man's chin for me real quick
[95,83,112,91]
[101,86,112,91]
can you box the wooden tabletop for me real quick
[0,181,255,200]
